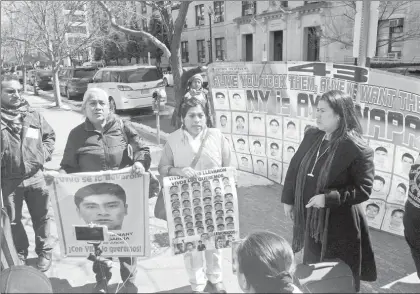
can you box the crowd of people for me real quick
[1,72,420,294]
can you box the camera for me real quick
[74,224,109,242]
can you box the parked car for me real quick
[58,67,98,100]
[162,66,208,88]
[88,65,167,113]
[34,70,53,90]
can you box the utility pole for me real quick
[208,6,214,63]
[353,1,379,67]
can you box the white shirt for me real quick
[184,129,206,153]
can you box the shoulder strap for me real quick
[119,118,128,144]
[190,129,211,169]
[119,119,133,161]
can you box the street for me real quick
[17,92,419,293]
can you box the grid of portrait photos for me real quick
[213,86,314,186]
[163,167,240,255]
[211,89,419,236]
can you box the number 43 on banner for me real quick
[288,62,369,83]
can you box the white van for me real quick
[88,65,166,113]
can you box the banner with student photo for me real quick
[49,170,150,258]
[162,167,240,256]
[208,61,420,236]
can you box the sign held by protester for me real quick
[49,170,150,257]
[163,167,240,255]
[208,62,420,237]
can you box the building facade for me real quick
[64,2,91,66]
[174,1,420,67]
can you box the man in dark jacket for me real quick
[1,76,55,272]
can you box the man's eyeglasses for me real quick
[4,89,23,95]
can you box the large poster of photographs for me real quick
[208,61,420,236]
[163,167,240,255]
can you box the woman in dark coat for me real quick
[281,90,377,291]
[59,87,151,293]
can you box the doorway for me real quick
[273,30,283,61]
[245,34,253,61]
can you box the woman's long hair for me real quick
[237,231,296,293]
[321,90,367,149]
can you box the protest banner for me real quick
[163,167,239,255]
[208,62,420,236]
[49,170,150,257]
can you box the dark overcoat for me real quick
[282,128,377,290]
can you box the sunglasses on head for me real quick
[4,88,23,94]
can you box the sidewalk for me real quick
[20,93,420,293]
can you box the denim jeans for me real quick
[1,171,52,256]
[93,257,137,283]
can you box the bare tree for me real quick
[98,0,207,127]
[1,2,35,91]
[6,1,105,107]
[320,1,420,56]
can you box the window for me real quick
[93,71,103,82]
[281,1,288,7]
[184,17,188,29]
[242,1,256,16]
[388,18,404,58]
[142,19,148,31]
[197,40,205,63]
[109,71,119,82]
[215,38,225,61]
[181,41,189,62]
[195,4,205,26]
[141,2,147,14]
[214,1,224,23]
[120,68,161,83]
[73,68,96,79]
[67,14,85,23]
[101,71,111,82]
[67,25,87,34]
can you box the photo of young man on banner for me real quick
[49,170,150,258]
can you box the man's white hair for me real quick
[81,88,109,114]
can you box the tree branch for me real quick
[98,0,171,58]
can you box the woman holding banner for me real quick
[158,97,231,293]
[59,88,151,293]
[281,90,377,291]
[404,137,420,278]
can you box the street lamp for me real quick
[207,5,214,63]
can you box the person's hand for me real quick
[284,204,294,221]
[179,167,198,178]
[306,194,326,208]
[44,170,60,186]
[132,161,146,174]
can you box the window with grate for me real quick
[196,4,205,26]
[181,41,189,62]
[214,1,224,23]
[197,40,206,62]
[215,38,225,61]
[242,1,256,16]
